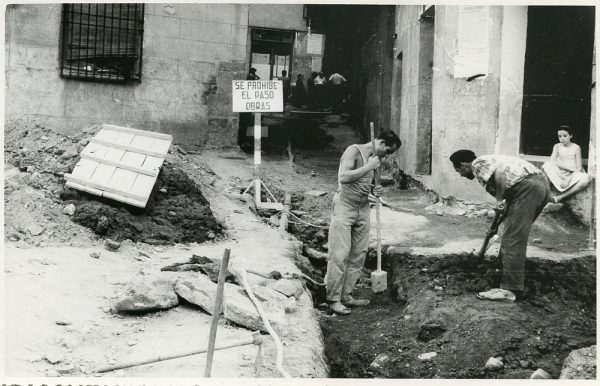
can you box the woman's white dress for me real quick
[542,144,589,192]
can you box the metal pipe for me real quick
[95,332,261,374]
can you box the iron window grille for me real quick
[60,4,144,83]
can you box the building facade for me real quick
[5,3,319,147]
[5,4,596,222]
[384,5,596,222]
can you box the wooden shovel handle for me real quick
[370,122,382,271]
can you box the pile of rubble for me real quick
[113,255,306,335]
[4,119,101,246]
[4,118,224,246]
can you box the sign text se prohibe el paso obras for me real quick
[232,80,284,113]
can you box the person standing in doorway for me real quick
[291,74,306,107]
[449,150,550,302]
[328,72,347,112]
[326,130,402,315]
[238,67,261,150]
[246,67,260,80]
[279,70,291,107]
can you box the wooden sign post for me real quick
[232,79,284,210]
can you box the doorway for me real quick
[250,28,294,80]
[521,6,595,159]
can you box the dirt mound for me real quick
[4,119,102,246]
[322,253,596,379]
[68,165,223,244]
[4,118,99,175]
[4,119,222,246]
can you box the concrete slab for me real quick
[369,205,429,246]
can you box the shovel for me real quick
[369,122,387,293]
[478,208,506,258]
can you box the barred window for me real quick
[60,4,144,83]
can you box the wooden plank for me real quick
[89,138,166,158]
[141,155,164,172]
[121,151,147,168]
[104,147,126,163]
[108,168,137,192]
[65,180,103,196]
[103,124,173,141]
[103,191,147,208]
[64,175,148,203]
[94,129,119,143]
[257,202,284,211]
[90,163,117,186]
[113,131,136,146]
[130,174,156,198]
[80,153,158,177]
[129,135,155,152]
[70,158,98,179]
[149,138,172,154]
[84,142,104,154]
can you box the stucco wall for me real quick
[248,4,307,31]
[5,3,251,146]
[394,6,505,203]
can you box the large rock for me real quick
[559,345,596,379]
[174,274,221,314]
[115,273,178,313]
[223,285,287,334]
[530,368,552,379]
[271,278,304,299]
[485,357,504,370]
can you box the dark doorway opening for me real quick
[521,6,595,160]
[249,28,294,80]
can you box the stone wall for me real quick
[5,3,251,146]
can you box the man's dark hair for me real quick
[377,129,401,149]
[282,70,287,76]
[249,68,257,74]
[449,149,477,168]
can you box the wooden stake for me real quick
[369,122,387,293]
[254,113,262,207]
[279,193,292,231]
[204,248,231,377]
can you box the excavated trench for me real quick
[63,164,223,244]
[320,250,596,379]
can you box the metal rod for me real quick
[95,335,256,373]
[204,248,231,377]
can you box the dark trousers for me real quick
[500,174,550,291]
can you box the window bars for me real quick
[60,4,144,83]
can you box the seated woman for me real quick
[541,125,589,203]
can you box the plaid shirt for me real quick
[472,155,542,195]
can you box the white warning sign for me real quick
[232,80,284,113]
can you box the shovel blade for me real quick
[371,270,387,293]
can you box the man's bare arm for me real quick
[338,147,379,184]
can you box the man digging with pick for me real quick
[326,130,401,315]
[450,150,550,302]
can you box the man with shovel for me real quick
[449,150,550,302]
[326,130,401,315]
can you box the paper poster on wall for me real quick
[310,56,322,72]
[306,33,324,55]
[454,5,490,78]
